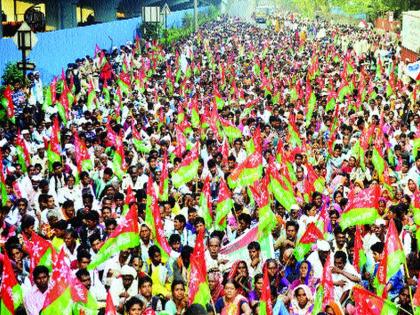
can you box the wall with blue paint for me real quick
[0,6,209,83]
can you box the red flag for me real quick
[105,291,117,315]
[260,264,273,315]
[26,232,56,282]
[221,137,229,166]
[1,253,22,313]
[353,286,398,315]
[188,229,211,305]
[151,188,172,256]
[174,126,187,158]
[322,255,334,306]
[2,85,15,122]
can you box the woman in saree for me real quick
[215,279,252,315]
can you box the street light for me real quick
[16,24,33,77]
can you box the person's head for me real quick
[253,273,264,293]
[89,234,102,253]
[265,258,278,278]
[171,280,186,301]
[194,216,205,232]
[33,265,49,293]
[148,245,162,266]
[334,251,347,270]
[295,286,310,308]
[398,286,410,306]
[140,224,151,242]
[174,214,186,230]
[75,269,91,290]
[298,260,311,280]
[121,265,137,290]
[138,277,153,298]
[77,250,91,270]
[282,248,296,266]
[333,227,346,248]
[371,242,384,262]
[104,218,117,236]
[62,200,75,218]
[52,161,63,176]
[286,220,299,241]
[247,241,261,260]
[64,229,77,248]
[84,210,99,229]
[223,279,239,300]
[124,297,143,315]
[316,240,331,262]
[169,233,181,252]
[237,213,251,232]
[208,237,221,258]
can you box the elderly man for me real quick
[109,265,138,313]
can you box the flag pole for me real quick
[403,261,415,315]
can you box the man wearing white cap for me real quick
[109,265,138,313]
[307,239,331,279]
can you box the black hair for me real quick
[75,268,90,279]
[33,265,49,279]
[171,279,185,292]
[124,297,144,313]
[148,245,161,259]
[334,250,347,262]
[247,241,260,251]
[138,276,153,287]
[371,242,384,254]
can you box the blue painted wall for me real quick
[0,6,209,83]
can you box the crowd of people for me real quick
[0,11,419,315]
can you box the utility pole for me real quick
[194,0,198,31]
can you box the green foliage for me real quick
[163,5,220,45]
[330,0,415,20]
[1,63,26,86]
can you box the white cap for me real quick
[121,265,137,278]
[317,240,331,252]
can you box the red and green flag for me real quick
[353,286,397,315]
[151,188,172,257]
[47,117,62,171]
[287,117,302,148]
[15,132,31,173]
[338,81,351,102]
[87,205,139,270]
[145,176,156,233]
[413,191,420,225]
[199,176,213,229]
[1,85,15,124]
[413,132,420,161]
[293,223,324,261]
[0,253,23,315]
[214,86,225,109]
[249,176,276,237]
[339,184,381,230]
[112,135,127,180]
[414,275,420,314]
[305,90,316,128]
[86,81,96,111]
[188,229,211,306]
[267,161,297,212]
[171,143,200,188]
[191,97,200,129]
[27,230,55,277]
[159,151,169,201]
[380,219,406,297]
[74,132,93,173]
[117,72,131,96]
[372,146,386,182]
[313,254,334,314]
[259,265,273,315]
[0,149,8,206]
[219,117,242,143]
[214,178,233,230]
[353,227,367,273]
[131,122,151,154]
[42,249,91,314]
[227,150,263,189]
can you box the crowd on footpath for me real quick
[0,12,419,315]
